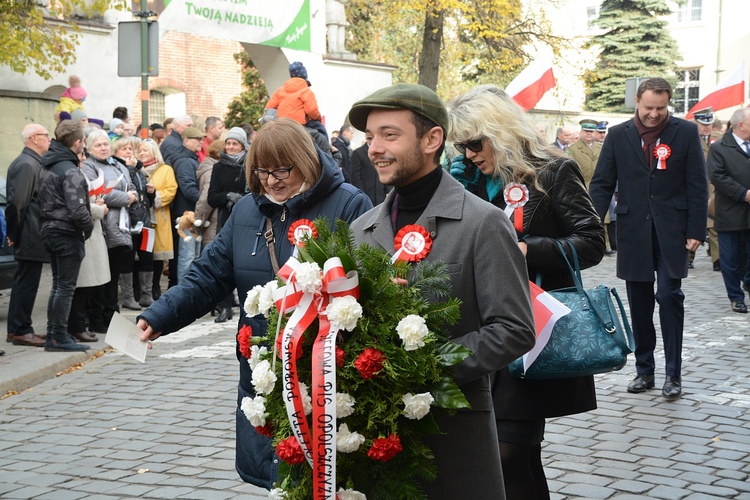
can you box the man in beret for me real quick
[568,118,602,186]
[694,107,723,271]
[347,83,536,499]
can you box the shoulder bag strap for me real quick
[265,217,280,275]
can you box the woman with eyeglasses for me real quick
[448,85,605,500]
[135,118,372,489]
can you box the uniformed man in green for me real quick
[693,107,723,271]
[568,118,602,187]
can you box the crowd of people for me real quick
[5,70,744,499]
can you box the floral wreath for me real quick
[238,218,470,500]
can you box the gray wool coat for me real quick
[351,169,536,500]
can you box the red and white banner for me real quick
[525,281,571,372]
[506,54,556,111]
[686,63,746,119]
[140,227,155,252]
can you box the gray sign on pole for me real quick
[625,77,648,110]
[118,21,159,77]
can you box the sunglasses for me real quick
[253,166,295,180]
[454,137,484,155]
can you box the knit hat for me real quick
[289,61,308,80]
[225,127,248,148]
[579,119,598,131]
[109,118,124,132]
[71,109,87,122]
[348,83,449,133]
[69,86,87,100]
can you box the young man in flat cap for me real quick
[347,83,536,499]
[568,118,602,187]
[694,107,723,271]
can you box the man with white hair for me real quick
[160,114,194,165]
[5,124,52,348]
[551,126,572,151]
[707,107,750,313]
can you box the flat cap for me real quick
[579,119,598,131]
[348,83,448,133]
[596,121,609,131]
[181,126,206,140]
[693,107,714,125]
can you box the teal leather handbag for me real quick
[508,241,634,380]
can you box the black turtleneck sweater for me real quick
[390,166,443,232]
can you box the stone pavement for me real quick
[1,250,749,499]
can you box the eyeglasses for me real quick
[253,166,295,180]
[454,137,484,155]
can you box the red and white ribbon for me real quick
[654,144,671,170]
[272,256,359,500]
[504,183,529,233]
[392,224,432,263]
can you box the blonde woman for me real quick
[137,139,177,300]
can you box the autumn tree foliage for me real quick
[347,0,562,96]
[583,0,681,111]
[1,0,125,80]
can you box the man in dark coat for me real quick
[707,107,750,313]
[331,123,353,182]
[348,83,536,499]
[349,142,389,205]
[160,114,194,165]
[38,120,94,352]
[589,77,707,401]
[5,124,52,347]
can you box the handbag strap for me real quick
[609,287,635,352]
[555,240,584,293]
[265,217,281,275]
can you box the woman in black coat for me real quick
[207,127,249,322]
[448,84,606,500]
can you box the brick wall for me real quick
[130,31,244,126]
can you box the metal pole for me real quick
[715,0,723,84]
[134,6,155,139]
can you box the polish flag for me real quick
[140,227,155,252]
[686,63,746,119]
[506,55,556,111]
[87,169,105,198]
[101,174,125,195]
[522,281,571,372]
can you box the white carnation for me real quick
[298,382,313,415]
[396,314,429,351]
[336,424,366,454]
[248,345,268,370]
[240,395,267,427]
[326,296,363,331]
[251,360,277,395]
[336,392,356,418]
[402,392,434,420]
[244,285,264,316]
[268,488,287,500]
[258,280,278,316]
[337,487,367,500]
[294,262,322,293]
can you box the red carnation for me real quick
[367,434,402,462]
[276,435,306,465]
[335,345,346,368]
[354,347,385,380]
[255,421,274,438]
[237,325,253,359]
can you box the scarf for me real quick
[634,111,670,167]
[142,158,159,178]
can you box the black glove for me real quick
[226,192,243,205]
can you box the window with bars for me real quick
[672,68,701,114]
[676,0,702,22]
[149,90,166,125]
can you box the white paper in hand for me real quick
[105,312,148,363]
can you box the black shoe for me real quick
[743,282,750,293]
[713,260,721,272]
[688,262,694,269]
[71,331,99,343]
[627,374,655,393]
[214,308,233,323]
[45,335,91,352]
[662,376,682,401]
[605,249,616,255]
[731,301,748,313]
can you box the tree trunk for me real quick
[418,7,444,91]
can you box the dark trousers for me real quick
[103,246,127,326]
[7,259,44,335]
[626,236,685,379]
[717,230,750,302]
[68,285,104,334]
[43,233,85,339]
